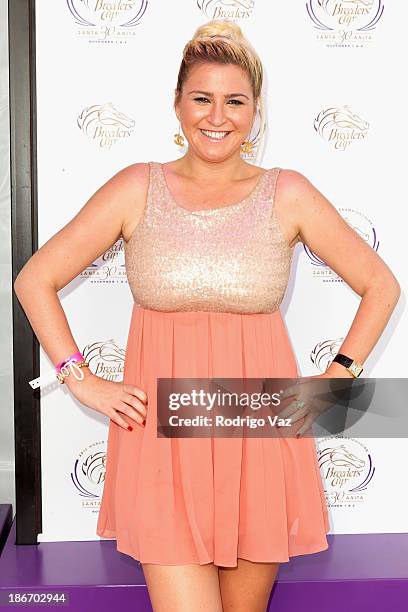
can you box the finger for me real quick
[108,408,138,431]
[123,384,148,404]
[122,392,147,417]
[280,379,307,399]
[296,415,315,438]
[285,408,307,425]
[280,385,296,400]
[278,400,302,419]
[117,401,146,426]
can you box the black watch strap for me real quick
[332,354,353,368]
[332,353,363,377]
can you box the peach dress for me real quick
[96,161,330,567]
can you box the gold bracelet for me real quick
[56,361,89,384]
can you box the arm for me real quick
[14,162,150,428]
[278,169,401,378]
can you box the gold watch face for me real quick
[348,362,363,377]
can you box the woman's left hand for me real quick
[277,373,339,438]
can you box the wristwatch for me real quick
[332,353,364,378]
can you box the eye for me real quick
[192,97,244,105]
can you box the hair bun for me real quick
[193,19,245,44]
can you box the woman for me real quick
[14,19,400,612]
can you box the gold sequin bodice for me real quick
[124,161,297,314]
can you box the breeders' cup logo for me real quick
[339,206,379,248]
[314,105,369,151]
[83,340,125,381]
[71,440,107,509]
[77,103,135,150]
[80,238,127,283]
[317,437,375,508]
[197,0,255,20]
[307,0,384,47]
[67,0,148,42]
[305,207,379,281]
[310,338,344,372]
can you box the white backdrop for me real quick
[34,1,407,543]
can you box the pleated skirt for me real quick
[96,304,330,567]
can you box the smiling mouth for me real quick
[200,129,231,141]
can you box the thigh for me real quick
[218,558,280,612]
[141,562,223,612]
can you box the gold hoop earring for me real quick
[240,140,255,154]
[241,106,260,154]
[174,123,185,147]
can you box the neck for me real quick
[174,151,253,184]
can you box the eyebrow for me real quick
[187,90,250,100]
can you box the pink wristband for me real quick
[55,351,85,373]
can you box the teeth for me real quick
[201,129,229,140]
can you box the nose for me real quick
[207,99,227,127]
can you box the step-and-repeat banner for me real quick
[34,1,406,542]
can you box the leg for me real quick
[141,562,223,612]
[218,558,280,612]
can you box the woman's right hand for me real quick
[64,367,147,430]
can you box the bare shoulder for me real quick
[111,160,149,185]
[273,167,312,247]
[274,167,400,296]
[275,167,317,210]
[108,161,150,242]
[274,167,337,246]
[14,161,151,292]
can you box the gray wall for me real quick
[0,0,15,515]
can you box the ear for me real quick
[254,97,260,117]
[174,90,180,122]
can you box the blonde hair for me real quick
[175,19,266,162]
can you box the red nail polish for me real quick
[127,425,133,431]
[141,419,146,427]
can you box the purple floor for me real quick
[0,504,407,611]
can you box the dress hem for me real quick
[96,527,330,568]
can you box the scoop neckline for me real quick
[157,161,270,214]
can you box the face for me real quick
[174,62,257,163]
